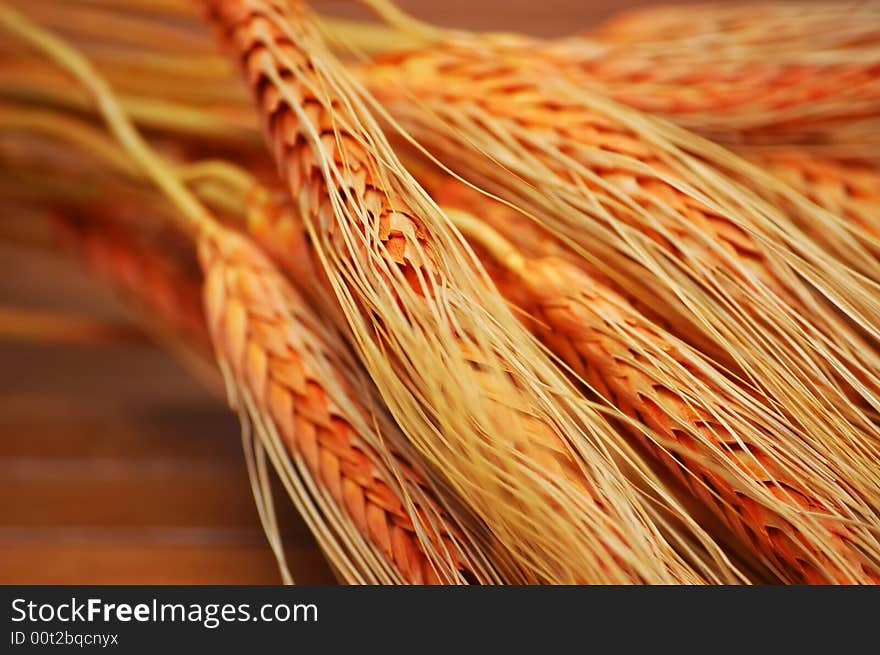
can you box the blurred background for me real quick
[0,0,715,584]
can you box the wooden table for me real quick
[0,239,334,583]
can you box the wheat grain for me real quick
[441,184,880,583]
[0,4,506,584]
[743,148,880,241]
[0,98,488,584]
[362,42,880,509]
[199,223,496,584]
[203,0,742,584]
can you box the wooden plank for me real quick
[0,541,330,584]
[2,463,284,531]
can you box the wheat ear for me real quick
[200,225,498,583]
[594,3,880,51]
[360,0,880,153]
[202,0,746,584]
[0,3,504,584]
[442,183,880,583]
[52,210,210,347]
[742,147,880,243]
[362,42,880,503]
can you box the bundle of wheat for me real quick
[362,42,880,511]
[202,0,739,584]
[53,186,496,585]
[433,179,880,583]
[2,0,879,586]
[0,3,507,585]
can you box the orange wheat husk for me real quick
[741,148,880,242]
[562,2,880,152]
[197,221,494,584]
[593,3,880,51]
[362,42,880,505]
[716,147,880,275]
[359,1,880,155]
[438,180,880,583]
[543,42,880,154]
[203,0,741,584]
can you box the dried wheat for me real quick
[441,184,880,583]
[743,148,880,242]
[203,0,741,584]
[0,4,500,584]
[199,223,495,583]
[362,42,880,509]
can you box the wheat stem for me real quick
[0,4,495,583]
[0,4,209,236]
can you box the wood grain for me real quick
[0,244,333,584]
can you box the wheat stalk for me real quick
[438,179,880,583]
[201,0,744,584]
[415,153,879,396]
[366,0,880,150]
[16,0,879,584]
[0,3,507,584]
[362,41,880,506]
[51,203,294,582]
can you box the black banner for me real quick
[1,586,873,652]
